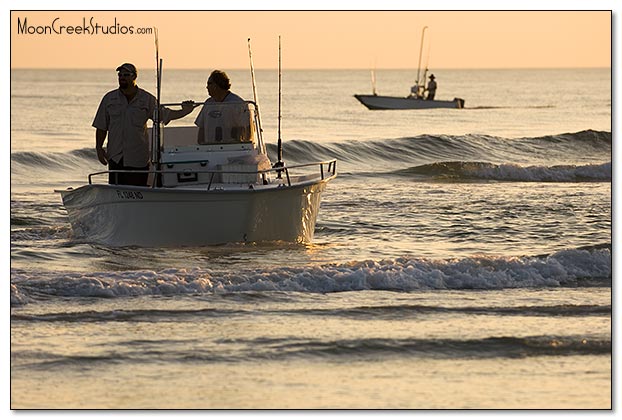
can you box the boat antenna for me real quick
[247,38,265,153]
[416,26,428,89]
[277,35,283,166]
[151,27,163,186]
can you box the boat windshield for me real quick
[199,101,257,145]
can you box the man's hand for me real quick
[96,146,108,165]
[181,100,195,113]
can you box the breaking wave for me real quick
[396,161,611,182]
[11,245,611,306]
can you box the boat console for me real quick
[154,102,271,187]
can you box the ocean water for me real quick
[10,68,612,409]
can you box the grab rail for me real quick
[87,159,337,189]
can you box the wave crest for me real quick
[11,246,611,305]
[399,161,611,182]
[11,130,611,178]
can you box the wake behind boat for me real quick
[354,26,465,110]
[57,38,336,247]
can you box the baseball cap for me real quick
[116,63,137,75]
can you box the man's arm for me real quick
[95,129,108,165]
[162,101,196,123]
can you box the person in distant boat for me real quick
[409,84,423,99]
[426,74,437,101]
[93,63,195,186]
[194,70,245,144]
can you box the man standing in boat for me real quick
[93,63,195,186]
[426,74,437,101]
[194,70,244,144]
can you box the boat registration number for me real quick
[116,190,144,200]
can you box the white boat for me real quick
[354,94,464,110]
[354,26,465,110]
[57,41,337,247]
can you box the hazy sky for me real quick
[10,10,612,70]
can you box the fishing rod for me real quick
[247,38,260,109]
[422,31,431,95]
[151,27,163,187]
[277,35,283,166]
[415,26,428,94]
[247,38,266,154]
[371,59,378,96]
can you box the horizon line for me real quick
[10,66,613,71]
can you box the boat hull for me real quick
[354,94,464,110]
[58,181,329,247]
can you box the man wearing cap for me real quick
[426,74,437,101]
[93,63,195,186]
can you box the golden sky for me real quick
[10,10,612,70]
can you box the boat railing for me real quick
[86,159,337,189]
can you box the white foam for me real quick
[10,247,611,305]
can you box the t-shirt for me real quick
[193,91,245,128]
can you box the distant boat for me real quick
[354,93,464,110]
[354,26,465,110]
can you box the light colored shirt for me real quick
[93,87,172,167]
[194,91,245,128]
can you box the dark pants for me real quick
[109,158,149,186]
[426,93,435,100]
